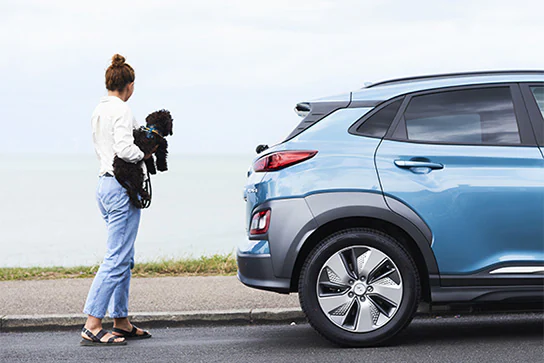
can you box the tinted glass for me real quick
[530,86,544,118]
[356,99,402,137]
[404,87,520,144]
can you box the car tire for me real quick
[298,228,420,347]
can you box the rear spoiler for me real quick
[285,98,351,140]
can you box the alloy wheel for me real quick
[316,245,403,333]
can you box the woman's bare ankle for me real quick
[113,317,130,327]
[84,315,103,331]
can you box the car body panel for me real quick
[247,108,381,205]
[375,140,544,274]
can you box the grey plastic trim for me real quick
[306,192,438,274]
[250,192,439,283]
[250,198,319,278]
[285,100,350,141]
[440,274,544,287]
[431,285,544,303]
[438,261,544,287]
[302,192,438,276]
[236,253,291,293]
[432,263,544,302]
[384,196,433,243]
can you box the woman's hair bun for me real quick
[111,54,126,67]
[105,53,135,91]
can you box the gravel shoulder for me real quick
[0,276,300,316]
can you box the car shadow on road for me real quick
[248,313,544,349]
[391,314,544,347]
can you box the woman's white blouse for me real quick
[91,96,144,176]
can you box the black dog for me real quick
[113,109,174,208]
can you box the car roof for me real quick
[316,71,544,104]
[365,70,544,88]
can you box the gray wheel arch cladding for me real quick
[261,192,439,281]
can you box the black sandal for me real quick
[80,327,127,346]
[112,325,152,340]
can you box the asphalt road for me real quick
[1,313,542,363]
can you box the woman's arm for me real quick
[112,107,145,163]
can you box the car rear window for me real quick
[355,99,403,138]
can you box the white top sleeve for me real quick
[112,107,145,163]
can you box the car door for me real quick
[374,84,544,281]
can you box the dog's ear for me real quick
[163,110,173,136]
[167,117,173,136]
[168,110,174,135]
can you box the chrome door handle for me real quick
[394,160,444,170]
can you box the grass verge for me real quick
[0,254,237,281]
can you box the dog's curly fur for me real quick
[113,109,174,208]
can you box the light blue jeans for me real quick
[83,175,141,319]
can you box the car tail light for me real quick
[250,210,271,235]
[253,151,317,172]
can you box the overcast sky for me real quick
[1,0,543,155]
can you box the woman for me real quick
[81,54,153,346]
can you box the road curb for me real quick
[1,308,537,333]
[0,308,306,332]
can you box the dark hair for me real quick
[105,54,135,91]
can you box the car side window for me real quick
[355,99,402,138]
[403,87,521,145]
[530,86,544,118]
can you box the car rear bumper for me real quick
[236,251,291,293]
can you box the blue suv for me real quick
[237,71,544,347]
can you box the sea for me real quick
[0,154,253,267]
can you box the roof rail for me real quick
[365,70,544,88]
